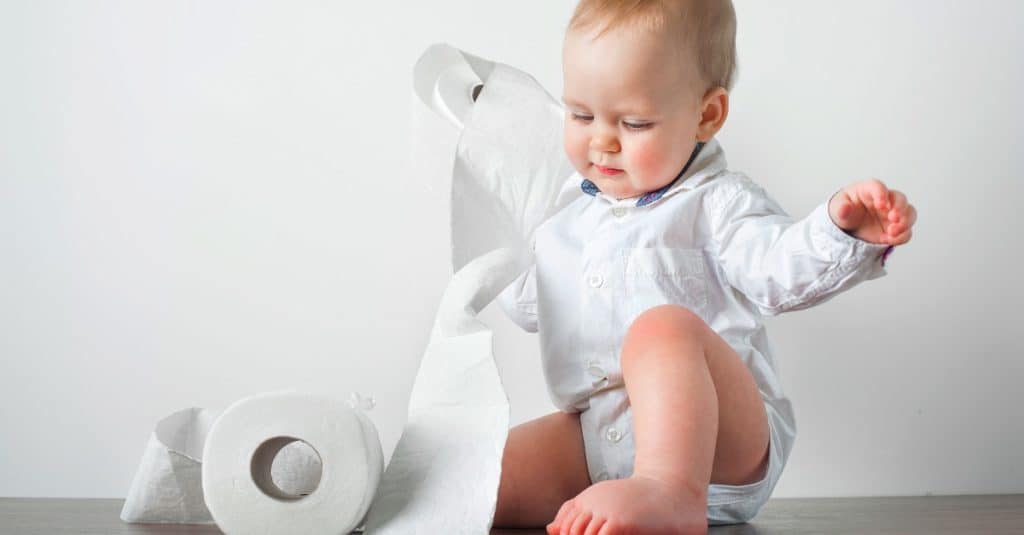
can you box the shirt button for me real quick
[587,273,604,288]
[611,207,627,218]
[605,427,623,443]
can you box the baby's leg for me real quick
[492,411,592,528]
[548,304,770,535]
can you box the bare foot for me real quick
[545,474,707,535]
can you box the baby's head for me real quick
[562,0,736,199]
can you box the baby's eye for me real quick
[622,121,652,131]
[571,112,593,122]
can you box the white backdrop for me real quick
[2,0,1021,499]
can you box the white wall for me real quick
[2,0,1021,499]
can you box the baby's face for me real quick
[562,24,705,200]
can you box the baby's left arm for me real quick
[708,176,917,316]
[827,179,917,246]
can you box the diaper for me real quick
[578,387,789,525]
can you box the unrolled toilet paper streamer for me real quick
[120,43,576,533]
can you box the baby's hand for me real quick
[828,178,917,246]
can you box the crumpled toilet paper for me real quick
[120,407,218,524]
[120,42,573,533]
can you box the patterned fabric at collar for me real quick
[580,141,706,207]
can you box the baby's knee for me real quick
[624,304,706,345]
[621,305,708,371]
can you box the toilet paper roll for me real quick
[201,391,383,535]
[121,404,333,525]
[419,44,578,272]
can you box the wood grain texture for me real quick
[2,495,1022,534]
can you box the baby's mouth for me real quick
[594,164,623,176]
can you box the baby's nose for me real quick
[590,134,620,153]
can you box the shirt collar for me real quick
[580,137,728,207]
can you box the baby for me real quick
[492,1,917,534]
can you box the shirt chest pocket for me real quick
[621,247,710,320]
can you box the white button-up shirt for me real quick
[497,137,893,483]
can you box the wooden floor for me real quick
[1,495,1022,534]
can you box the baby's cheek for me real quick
[564,128,589,170]
[628,141,666,183]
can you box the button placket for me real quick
[586,360,608,387]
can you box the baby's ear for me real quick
[697,87,729,142]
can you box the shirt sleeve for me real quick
[495,263,539,332]
[707,176,894,316]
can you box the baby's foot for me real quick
[545,474,707,535]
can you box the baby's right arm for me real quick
[496,264,538,332]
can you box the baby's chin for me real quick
[588,174,647,200]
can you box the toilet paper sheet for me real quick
[120,43,573,533]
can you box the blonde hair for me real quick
[567,0,738,92]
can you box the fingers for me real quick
[851,179,888,229]
[836,193,853,220]
[892,190,917,225]
[875,186,891,213]
[828,180,915,246]
[863,178,890,213]
[887,227,913,245]
[885,190,917,243]
[829,190,853,223]
[886,190,906,233]
[890,190,912,219]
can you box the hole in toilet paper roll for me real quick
[250,436,324,501]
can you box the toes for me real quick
[568,510,592,535]
[559,510,581,535]
[584,516,607,535]
[548,500,575,534]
